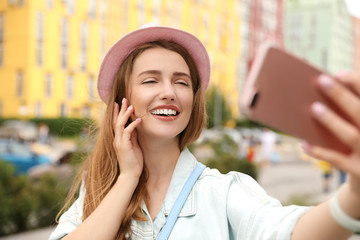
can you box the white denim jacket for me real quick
[49,148,309,240]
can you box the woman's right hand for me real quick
[113,98,143,180]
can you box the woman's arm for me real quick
[292,183,360,239]
[63,174,139,240]
[64,99,144,239]
[292,72,360,240]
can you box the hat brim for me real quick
[97,26,210,103]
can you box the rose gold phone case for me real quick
[240,42,351,154]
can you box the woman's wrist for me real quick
[116,173,140,190]
[338,182,360,219]
[330,184,360,232]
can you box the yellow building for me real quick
[0,0,243,120]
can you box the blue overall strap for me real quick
[157,162,206,240]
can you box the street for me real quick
[257,136,337,204]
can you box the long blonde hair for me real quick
[58,40,207,239]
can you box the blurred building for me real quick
[237,0,283,120]
[0,0,245,120]
[284,0,354,74]
[0,0,109,119]
[241,0,284,71]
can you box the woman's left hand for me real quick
[307,72,360,197]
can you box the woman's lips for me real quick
[150,105,180,121]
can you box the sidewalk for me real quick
[257,139,360,240]
[0,227,55,240]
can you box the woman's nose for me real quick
[159,82,176,101]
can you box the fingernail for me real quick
[335,71,350,78]
[135,118,141,122]
[318,75,333,89]
[301,141,310,153]
[127,105,133,110]
[122,98,125,104]
[311,102,326,116]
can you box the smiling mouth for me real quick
[151,109,179,116]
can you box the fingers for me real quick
[113,98,142,148]
[113,99,134,137]
[305,144,360,177]
[113,98,127,130]
[312,73,360,152]
[308,144,347,170]
[335,71,360,96]
[119,98,127,119]
[317,74,360,127]
[311,72,360,196]
[130,124,141,148]
[311,102,360,152]
[123,118,142,143]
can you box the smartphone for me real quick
[239,42,351,154]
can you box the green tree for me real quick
[195,134,258,180]
[31,173,69,227]
[0,161,36,235]
[205,86,233,128]
[0,160,71,236]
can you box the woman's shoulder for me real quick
[200,166,258,184]
[199,166,271,203]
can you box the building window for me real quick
[37,42,43,66]
[153,0,160,16]
[45,73,52,98]
[61,18,68,69]
[322,49,328,70]
[100,28,105,59]
[61,45,67,68]
[83,106,90,118]
[100,0,106,22]
[16,71,24,97]
[8,0,16,6]
[308,14,316,49]
[137,0,145,26]
[37,12,43,66]
[89,75,95,99]
[66,75,73,99]
[60,103,66,116]
[0,13,4,67]
[122,0,128,26]
[35,102,42,117]
[0,44,3,67]
[80,22,87,71]
[67,0,75,14]
[47,0,53,8]
[88,0,96,18]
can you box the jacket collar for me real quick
[163,147,198,217]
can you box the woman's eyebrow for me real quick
[137,70,161,77]
[137,70,190,79]
[173,72,191,79]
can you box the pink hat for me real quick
[97,24,211,103]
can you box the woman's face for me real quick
[128,47,194,141]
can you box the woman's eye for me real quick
[142,79,157,84]
[176,81,190,87]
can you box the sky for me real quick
[345,0,360,19]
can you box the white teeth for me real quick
[151,109,177,116]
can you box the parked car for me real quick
[0,139,51,174]
[0,120,38,142]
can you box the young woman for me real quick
[50,25,360,240]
